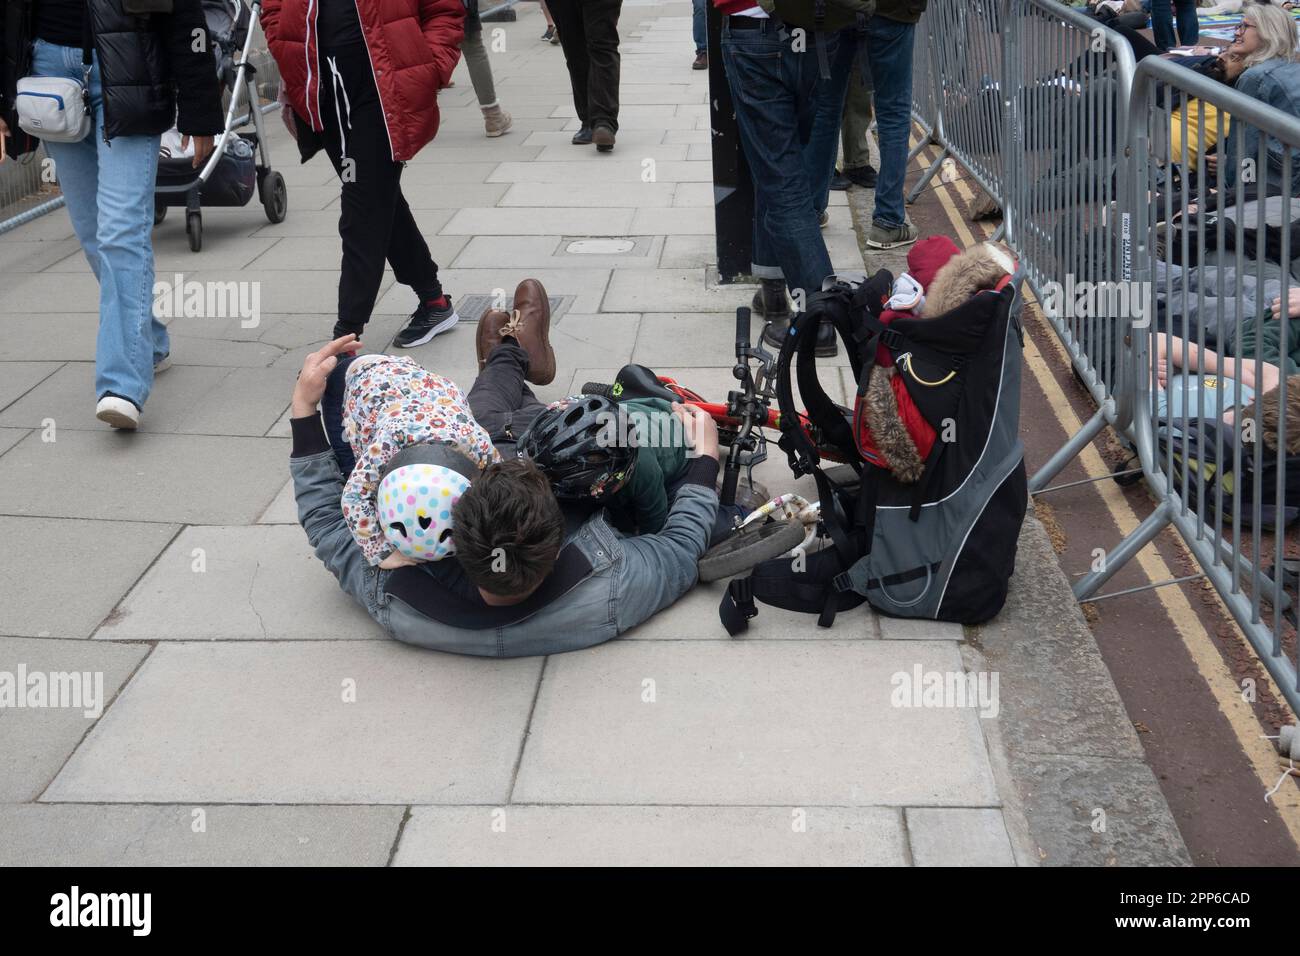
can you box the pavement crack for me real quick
[248,558,269,639]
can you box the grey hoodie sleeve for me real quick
[612,456,719,633]
[290,415,386,621]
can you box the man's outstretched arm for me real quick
[288,336,380,612]
[612,404,720,632]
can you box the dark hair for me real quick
[452,458,565,597]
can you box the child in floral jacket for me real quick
[339,354,499,566]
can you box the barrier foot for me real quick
[1027,405,1109,494]
[906,146,949,205]
[1073,504,1172,602]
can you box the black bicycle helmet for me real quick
[518,395,637,500]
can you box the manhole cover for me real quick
[565,238,636,255]
[455,294,573,324]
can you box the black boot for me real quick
[760,315,838,357]
[750,278,791,320]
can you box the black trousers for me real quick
[466,341,547,454]
[548,0,623,132]
[318,41,442,335]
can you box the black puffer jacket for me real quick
[2,0,224,156]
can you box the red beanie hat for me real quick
[907,236,961,291]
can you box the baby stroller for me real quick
[153,0,287,252]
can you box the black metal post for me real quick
[707,3,753,282]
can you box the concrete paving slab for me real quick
[0,804,402,866]
[98,525,379,642]
[43,642,543,804]
[0,636,148,800]
[0,363,296,437]
[877,616,966,641]
[0,313,99,363]
[499,181,675,208]
[906,808,1016,866]
[246,235,470,272]
[394,805,907,866]
[258,477,298,524]
[631,207,714,235]
[550,313,641,370]
[0,362,63,412]
[604,268,737,312]
[248,208,453,240]
[452,235,661,271]
[0,428,30,458]
[0,237,81,274]
[513,640,1000,806]
[0,517,178,639]
[442,206,636,236]
[488,160,710,183]
[0,431,289,524]
[658,235,715,269]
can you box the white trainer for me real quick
[95,395,140,430]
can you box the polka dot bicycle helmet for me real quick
[517,394,637,500]
[376,443,479,562]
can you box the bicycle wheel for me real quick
[698,517,806,583]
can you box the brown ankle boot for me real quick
[505,279,556,386]
[476,308,512,371]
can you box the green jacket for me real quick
[1229,311,1300,378]
[606,398,691,535]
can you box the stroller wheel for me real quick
[187,211,203,253]
[153,202,167,227]
[698,516,806,583]
[261,170,287,224]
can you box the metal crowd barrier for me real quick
[906,0,1006,209]
[1072,56,1300,714]
[907,9,937,167]
[1003,0,1138,495]
[910,0,1298,714]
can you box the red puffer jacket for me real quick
[260,0,464,162]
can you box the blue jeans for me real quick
[33,39,165,409]
[692,0,707,54]
[1149,0,1198,51]
[721,18,836,298]
[806,28,859,216]
[864,16,915,229]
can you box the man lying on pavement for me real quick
[287,335,721,658]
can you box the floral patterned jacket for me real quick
[340,354,499,564]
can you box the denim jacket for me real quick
[1226,58,1300,196]
[290,417,719,657]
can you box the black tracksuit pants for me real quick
[317,41,443,335]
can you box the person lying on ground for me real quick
[1157,334,1280,418]
[518,391,747,543]
[290,335,722,658]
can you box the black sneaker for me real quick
[844,164,878,188]
[571,126,593,145]
[394,295,460,348]
[829,170,851,191]
[761,317,838,357]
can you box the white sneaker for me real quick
[154,355,172,374]
[96,395,140,430]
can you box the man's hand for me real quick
[182,134,216,169]
[1270,287,1300,320]
[378,551,417,569]
[672,402,719,461]
[292,334,361,418]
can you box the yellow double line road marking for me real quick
[910,138,1300,836]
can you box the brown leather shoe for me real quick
[504,278,556,386]
[475,308,511,372]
